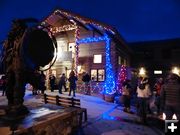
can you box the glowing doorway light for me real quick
[172,67,179,76]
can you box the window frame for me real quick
[90,69,105,82]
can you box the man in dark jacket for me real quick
[82,72,91,95]
[68,71,78,97]
[39,71,46,94]
[160,73,180,120]
[49,74,56,92]
[58,73,67,94]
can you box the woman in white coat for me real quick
[136,77,152,124]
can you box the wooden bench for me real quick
[44,94,87,126]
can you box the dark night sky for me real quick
[1,0,180,43]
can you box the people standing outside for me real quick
[68,71,78,97]
[121,79,132,113]
[153,77,163,115]
[1,75,7,96]
[82,72,91,95]
[39,71,46,94]
[32,70,40,95]
[49,74,56,92]
[58,73,67,94]
[135,77,144,112]
[136,77,152,124]
[160,73,180,120]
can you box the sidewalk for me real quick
[0,90,164,135]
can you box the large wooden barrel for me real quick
[21,28,55,69]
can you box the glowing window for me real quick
[91,69,105,82]
[93,54,102,63]
[118,56,121,65]
[98,69,105,81]
[91,69,97,81]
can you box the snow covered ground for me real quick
[0,90,164,135]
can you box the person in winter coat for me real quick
[68,71,78,97]
[49,74,56,92]
[58,73,67,94]
[39,71,46,94]
[136,77,152,124]
[122,79,132,113]
[160,73,180,120]
[82,72,91,95]
[153,77,163,114]
[1,75,7,96]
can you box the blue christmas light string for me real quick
[77,35,115,94]
[104,35,115,94]
[77,36,106,44]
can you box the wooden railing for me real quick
[44,94,87,126]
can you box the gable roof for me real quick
[41,8,132,53]
[42,8,116,37]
